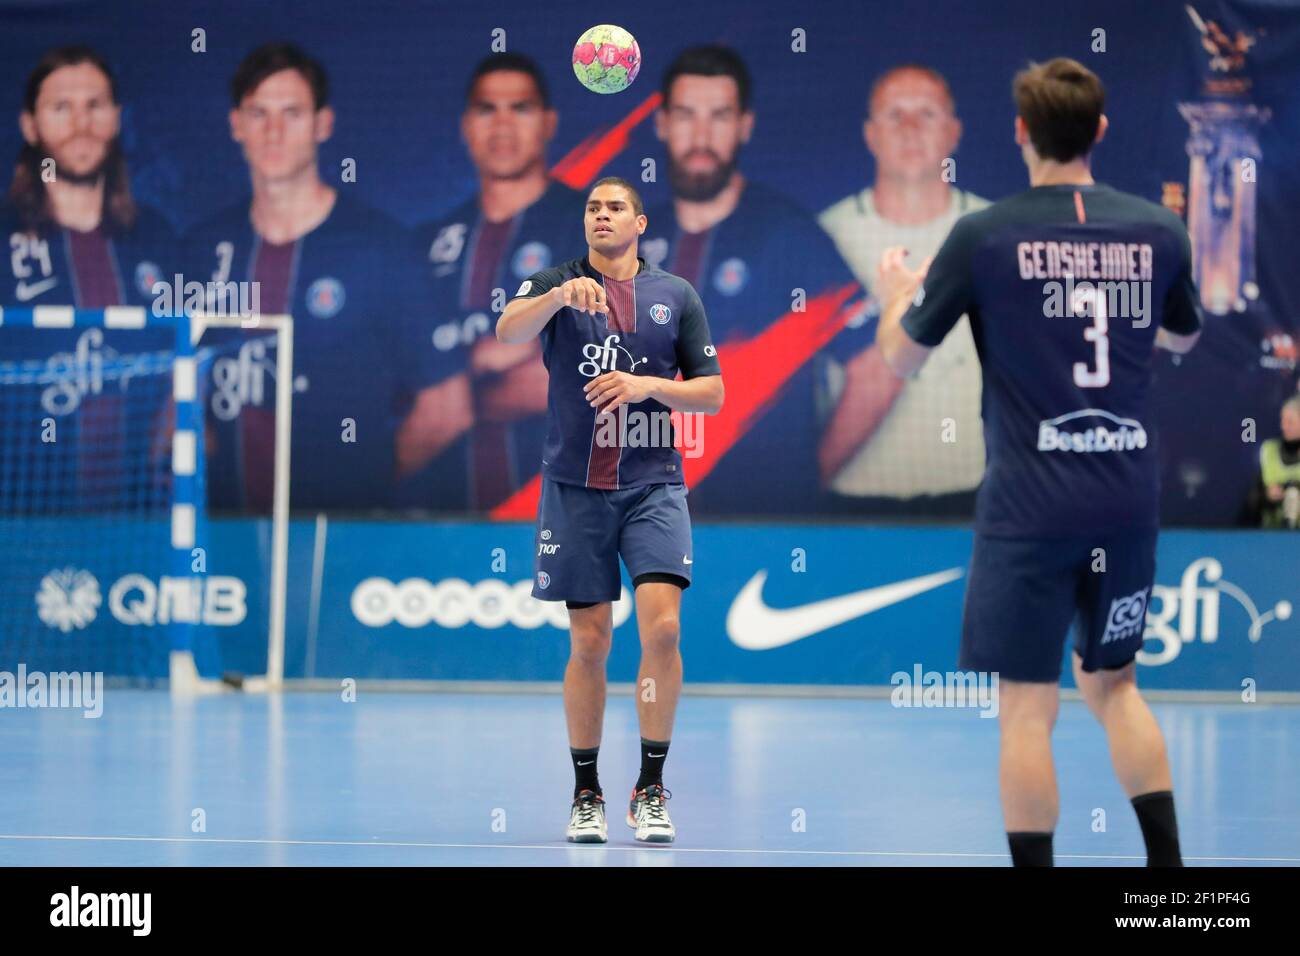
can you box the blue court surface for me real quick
[0,690,1295,866]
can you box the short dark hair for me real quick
[1012,58,1105,163]
[465,53,551,109]
[661,45,751,112]
[23,45,118,112]
[588,176,644,217]
[231,42,329,109]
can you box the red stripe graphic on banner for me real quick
[492,283,861,520]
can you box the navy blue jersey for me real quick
[900,183,1203,537]
[186,193,462,511]
[512,255,720,490]
[640,182,862,514]
[409,180,583,509]
[1,201,175,312]
[0,202,179,511]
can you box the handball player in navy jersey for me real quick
[876,59,1202,867]
[497,177,723,843]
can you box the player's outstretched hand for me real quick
[555,277,609,316]
[584,370,652,414]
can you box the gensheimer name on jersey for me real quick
[900,183,1202,537]
[513,256,720,490]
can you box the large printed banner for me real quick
[0,1,1297,523]
[187,519,1297,691]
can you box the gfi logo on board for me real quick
[351,577,632,630]
[36,568,248,629]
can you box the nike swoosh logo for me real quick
[726,568,964,651]
[576,760,594,767]
[15,277,59,301]
[646,753,665,758]
[683,555,693,565]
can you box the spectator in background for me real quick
[1244,394,1300,528]
[819,65,989,516]
[408,53,581,512]
[640,45,862,515]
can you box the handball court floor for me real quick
[0,690,1295,866]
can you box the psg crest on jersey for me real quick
[536,571,551,590]
[513,242,551,278]
[307,277,345,318]
[134,261,162,297]
[650,303,671,325]
[713,257,748,296]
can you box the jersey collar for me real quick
[581,255,645,281]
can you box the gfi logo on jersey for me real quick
[579,333,647,377]
[351,577,633,630]
[1102,587,1150,645]
[36,569,248,629]
[1038,408,1148,453]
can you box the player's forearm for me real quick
[878,290,930,378]
[818,346,906,484]
[394,374,474,478]
[477,360,550,421]
[646,375,724,414]
[496,291,559,344]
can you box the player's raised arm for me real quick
[496,274,608,343]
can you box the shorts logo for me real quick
[134,261,162,297]
[1102,587,1150,645]
[650,303,671,325]
[306,277,345,318]
[536,571,551,590]
[512,242,551,278]
[713,257,748,296]
[515,280,532,297]
[540,529,552,540]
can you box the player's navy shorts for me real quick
[960,529,1157,683]
[532,477,693,604]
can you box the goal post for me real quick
[0,305,292,693]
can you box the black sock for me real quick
[571,747,600,798]
[635,738,670,791]
[1132,790,1182,866]
[1007,831,1054,867]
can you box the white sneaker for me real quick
[627,784,675,843]
[566,790,608,843]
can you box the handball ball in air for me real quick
[572,24,641,93]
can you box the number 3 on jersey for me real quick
[1071,285,1110,388]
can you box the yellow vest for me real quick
[1259,439,1300,527]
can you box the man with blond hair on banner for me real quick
[820,65,989,516]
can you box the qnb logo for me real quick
[351,577,633,630]
[1102,587,1150,645]
[1037,408,1148,453]
[35,571,247,629]
[211,337,276,420]
[1140,557,1294,666]
[36,568,102,632]
[579,334,647,378]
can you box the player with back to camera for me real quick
[496,177,724,844]
[875,58,1203,866]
